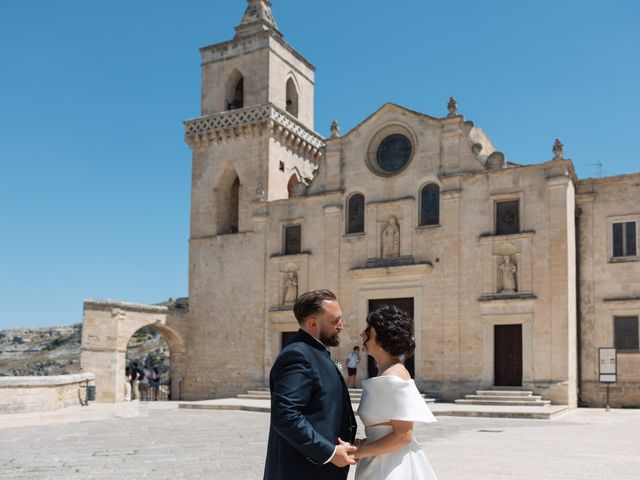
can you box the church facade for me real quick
[82,1,640,408]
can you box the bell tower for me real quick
[185,0,323,239]
[181,1,325,400]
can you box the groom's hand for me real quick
[331,437,357,467]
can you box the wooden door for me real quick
[494,324,522,386]
[367,298,415,378]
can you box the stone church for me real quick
[81,0,640,408]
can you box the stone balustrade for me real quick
[0,373,95,415]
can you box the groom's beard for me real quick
[320,331,340,347]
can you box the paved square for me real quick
[0,406,638,479]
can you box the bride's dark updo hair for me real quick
[365,305,415,357]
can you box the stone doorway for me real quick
[494,324,522,386]
[367,298,415,379]
[80,300,187,403]
[126,326,171,401]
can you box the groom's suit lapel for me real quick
[295,330,352,392]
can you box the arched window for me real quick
[347,193,365,234]
[229,177,240,233]
[285,77,299,117]
[227,71,244,110]
[420,184,440,226]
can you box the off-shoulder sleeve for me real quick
[358,377,437,424]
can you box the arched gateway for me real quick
[80,300,187,403]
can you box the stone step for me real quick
[238,393,436,403]
[465,395,543,402]
[237,394,271,400]
[253,387,364,394]
[476,390,534,397]
[455,399,551,407]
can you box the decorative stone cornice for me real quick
[184,104,325,160]
[349,261,432,279]
[478,293,537,302]
[83,299,168,314]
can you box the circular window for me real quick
[366,126,416,177]
[376,134,412,173]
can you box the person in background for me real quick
[151,366,161,401]
[139,364,151,401]
[124,366,132,401]
[346,346,361,388]
[131,362,140,401]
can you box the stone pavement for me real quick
[0,403,638,479]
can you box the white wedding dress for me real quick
[355,376,438,480]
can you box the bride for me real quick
[350,305,438,480]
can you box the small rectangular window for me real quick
[614,316,639,350]
[284,225,301,255]
[496,200,520,235]
[612,221,637,257]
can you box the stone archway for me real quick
[80,300,187,403]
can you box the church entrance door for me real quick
[494,324,522,386]
[367,298,414,379]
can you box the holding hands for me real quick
[331,438,358,467]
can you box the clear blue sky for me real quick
[1,0,639,329]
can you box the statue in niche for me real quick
[255,183,265,201]
[498,255,518,293]
[283,271,298,304]
[381,216,400,258]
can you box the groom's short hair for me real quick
[293,289,337,324]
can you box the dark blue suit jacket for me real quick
[263,329,357,480]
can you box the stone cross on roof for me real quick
[235,0,282,38]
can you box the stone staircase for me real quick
[454,388,551,407]
[237,387,436,403]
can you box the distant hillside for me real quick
[0,325,82,376]
[0,324,169,377]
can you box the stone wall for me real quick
[0,373,95,415]
[577,173,640,407]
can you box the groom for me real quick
[263,289,358,480]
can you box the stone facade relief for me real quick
[498,255,518,293]
[381,216,401,258]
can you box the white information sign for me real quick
[599,348,617,383]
